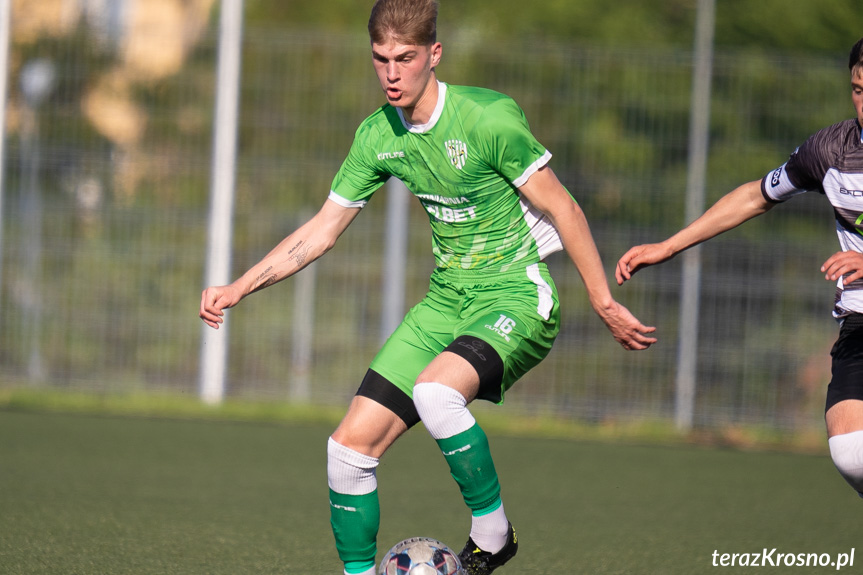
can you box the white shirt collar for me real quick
[397,81,446,133]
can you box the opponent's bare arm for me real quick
[199,199,361,329]
[519,166,657,350]
[615,179,774,285]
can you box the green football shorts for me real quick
[368,262,560,404]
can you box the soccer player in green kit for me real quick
[200,1,657,573]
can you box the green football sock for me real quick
[329,489,379,573]
[435,422,501,513]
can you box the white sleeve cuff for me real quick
[327,190,367,209]
[512,150,553,188]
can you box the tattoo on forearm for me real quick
[287,240,303,255]
[254,266,277,289]
[252,240,312,292]
[291,243,312,268]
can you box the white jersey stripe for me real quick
[526,263,554,320]
[517,192,564,261]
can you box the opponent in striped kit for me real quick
[617,37,863,502]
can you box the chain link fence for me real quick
[0,15,851,435]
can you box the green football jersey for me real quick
[329,82,564,272]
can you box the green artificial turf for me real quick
[1,410,858,574]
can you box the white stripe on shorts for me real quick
[526,263,553,320]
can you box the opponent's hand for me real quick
[199,284,243,329]
[615,243,674,285]
[821,250,863,286]
[596,300,658,350]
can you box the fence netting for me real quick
[1,17,851,433]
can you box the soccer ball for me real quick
[378,537,463,575]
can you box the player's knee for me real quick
[413,381,466,419]
[828,430,863,496]
[327,437,379,495]
[413,381,475,440]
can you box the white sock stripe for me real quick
[470,503,510,554]
[829,430,863,467]
[413,382,476,440]
[327,437,379,496]
[828,430,863,492]
[328,437,380,469]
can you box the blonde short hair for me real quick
[368,0,439,46]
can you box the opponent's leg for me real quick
[329,390,413,575]
[826,400,863,497]
[824,315,863,498]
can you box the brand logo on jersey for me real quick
[770,167,783,187]
[840,187,863,198]
[424,204,477,222]
[377,150,405,161]
[416,193,478,223]
[485,314,516,342]
[445,139,468,170]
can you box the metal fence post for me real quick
[676,0,715,431]
[199,0,244,405]
[381,178,409,344]
[0,0,10,328]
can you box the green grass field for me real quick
[1,409,859,575]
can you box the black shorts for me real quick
[826,314,863,412]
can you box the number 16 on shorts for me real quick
[487,314,517,341]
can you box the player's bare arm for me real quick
[615,179,774,285]
[822,250,863,285]
[519,166,657,350]
[199,199,360,329]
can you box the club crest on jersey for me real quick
[445,139,468,170]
